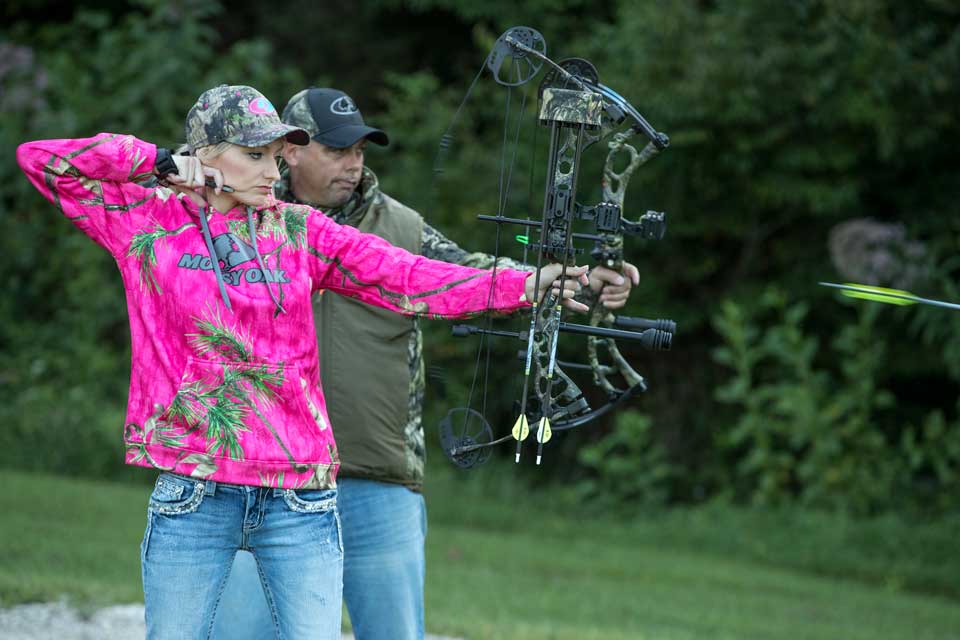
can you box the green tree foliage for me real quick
[576,410,678,508]
[558,0,960,513]
[3,0,959,513]
[0,0,302,478]
[574,0,959,298]
[714,291,889,512]
[711,288,960,514]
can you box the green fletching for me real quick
[839,283,917,306]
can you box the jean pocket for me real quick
[148,473,205,515]
[282,488,337,514]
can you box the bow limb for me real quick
[584,125,657,397]
[587,307,647,397]
[548,380,647,431]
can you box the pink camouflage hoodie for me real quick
[17,133,531,489]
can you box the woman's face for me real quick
[207,140,284,208]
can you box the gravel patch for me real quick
[0,601,144,640]
[0,600,461,639]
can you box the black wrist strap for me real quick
[155,147,179,178]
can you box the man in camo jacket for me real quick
[213,88,639,640]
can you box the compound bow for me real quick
[437,27,675,468]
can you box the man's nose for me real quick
[345,149,364,172]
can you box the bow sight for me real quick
[437,26,676,469]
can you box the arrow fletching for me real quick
[536,417,552,444]
[819,282,960,312]
[512,414,530,441]
[821,282,917,306]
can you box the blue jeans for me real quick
[141,472,343,640]
[213,477,426,640]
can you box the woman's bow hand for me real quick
[523,264,590,312]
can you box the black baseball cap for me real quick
[282,88,389,149]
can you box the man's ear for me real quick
[282,142,300,166]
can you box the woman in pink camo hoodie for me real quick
[17,84,588,639]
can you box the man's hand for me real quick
[523,264,590,312]
[589,262,640,310]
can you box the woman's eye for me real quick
[248,152,263,160]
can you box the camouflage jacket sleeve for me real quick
[421,222,533,272]
[420,221,600,311]
[305,210,532,319]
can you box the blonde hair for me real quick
[194,142,234,162]
[184,141,282,161]
[173,142,234,161]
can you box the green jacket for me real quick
[277,167,525,489]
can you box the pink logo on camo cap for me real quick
[248,97,276,115]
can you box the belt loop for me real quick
[203,479,217,496]
[272,487,286,498]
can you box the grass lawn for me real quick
[1,466,958,639]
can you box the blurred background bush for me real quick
[2,0,959,517]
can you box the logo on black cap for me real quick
[330,96,359,116]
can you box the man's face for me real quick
[286,139,366,209]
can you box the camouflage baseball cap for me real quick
[185,85,310,151]
[282,88,389,149]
